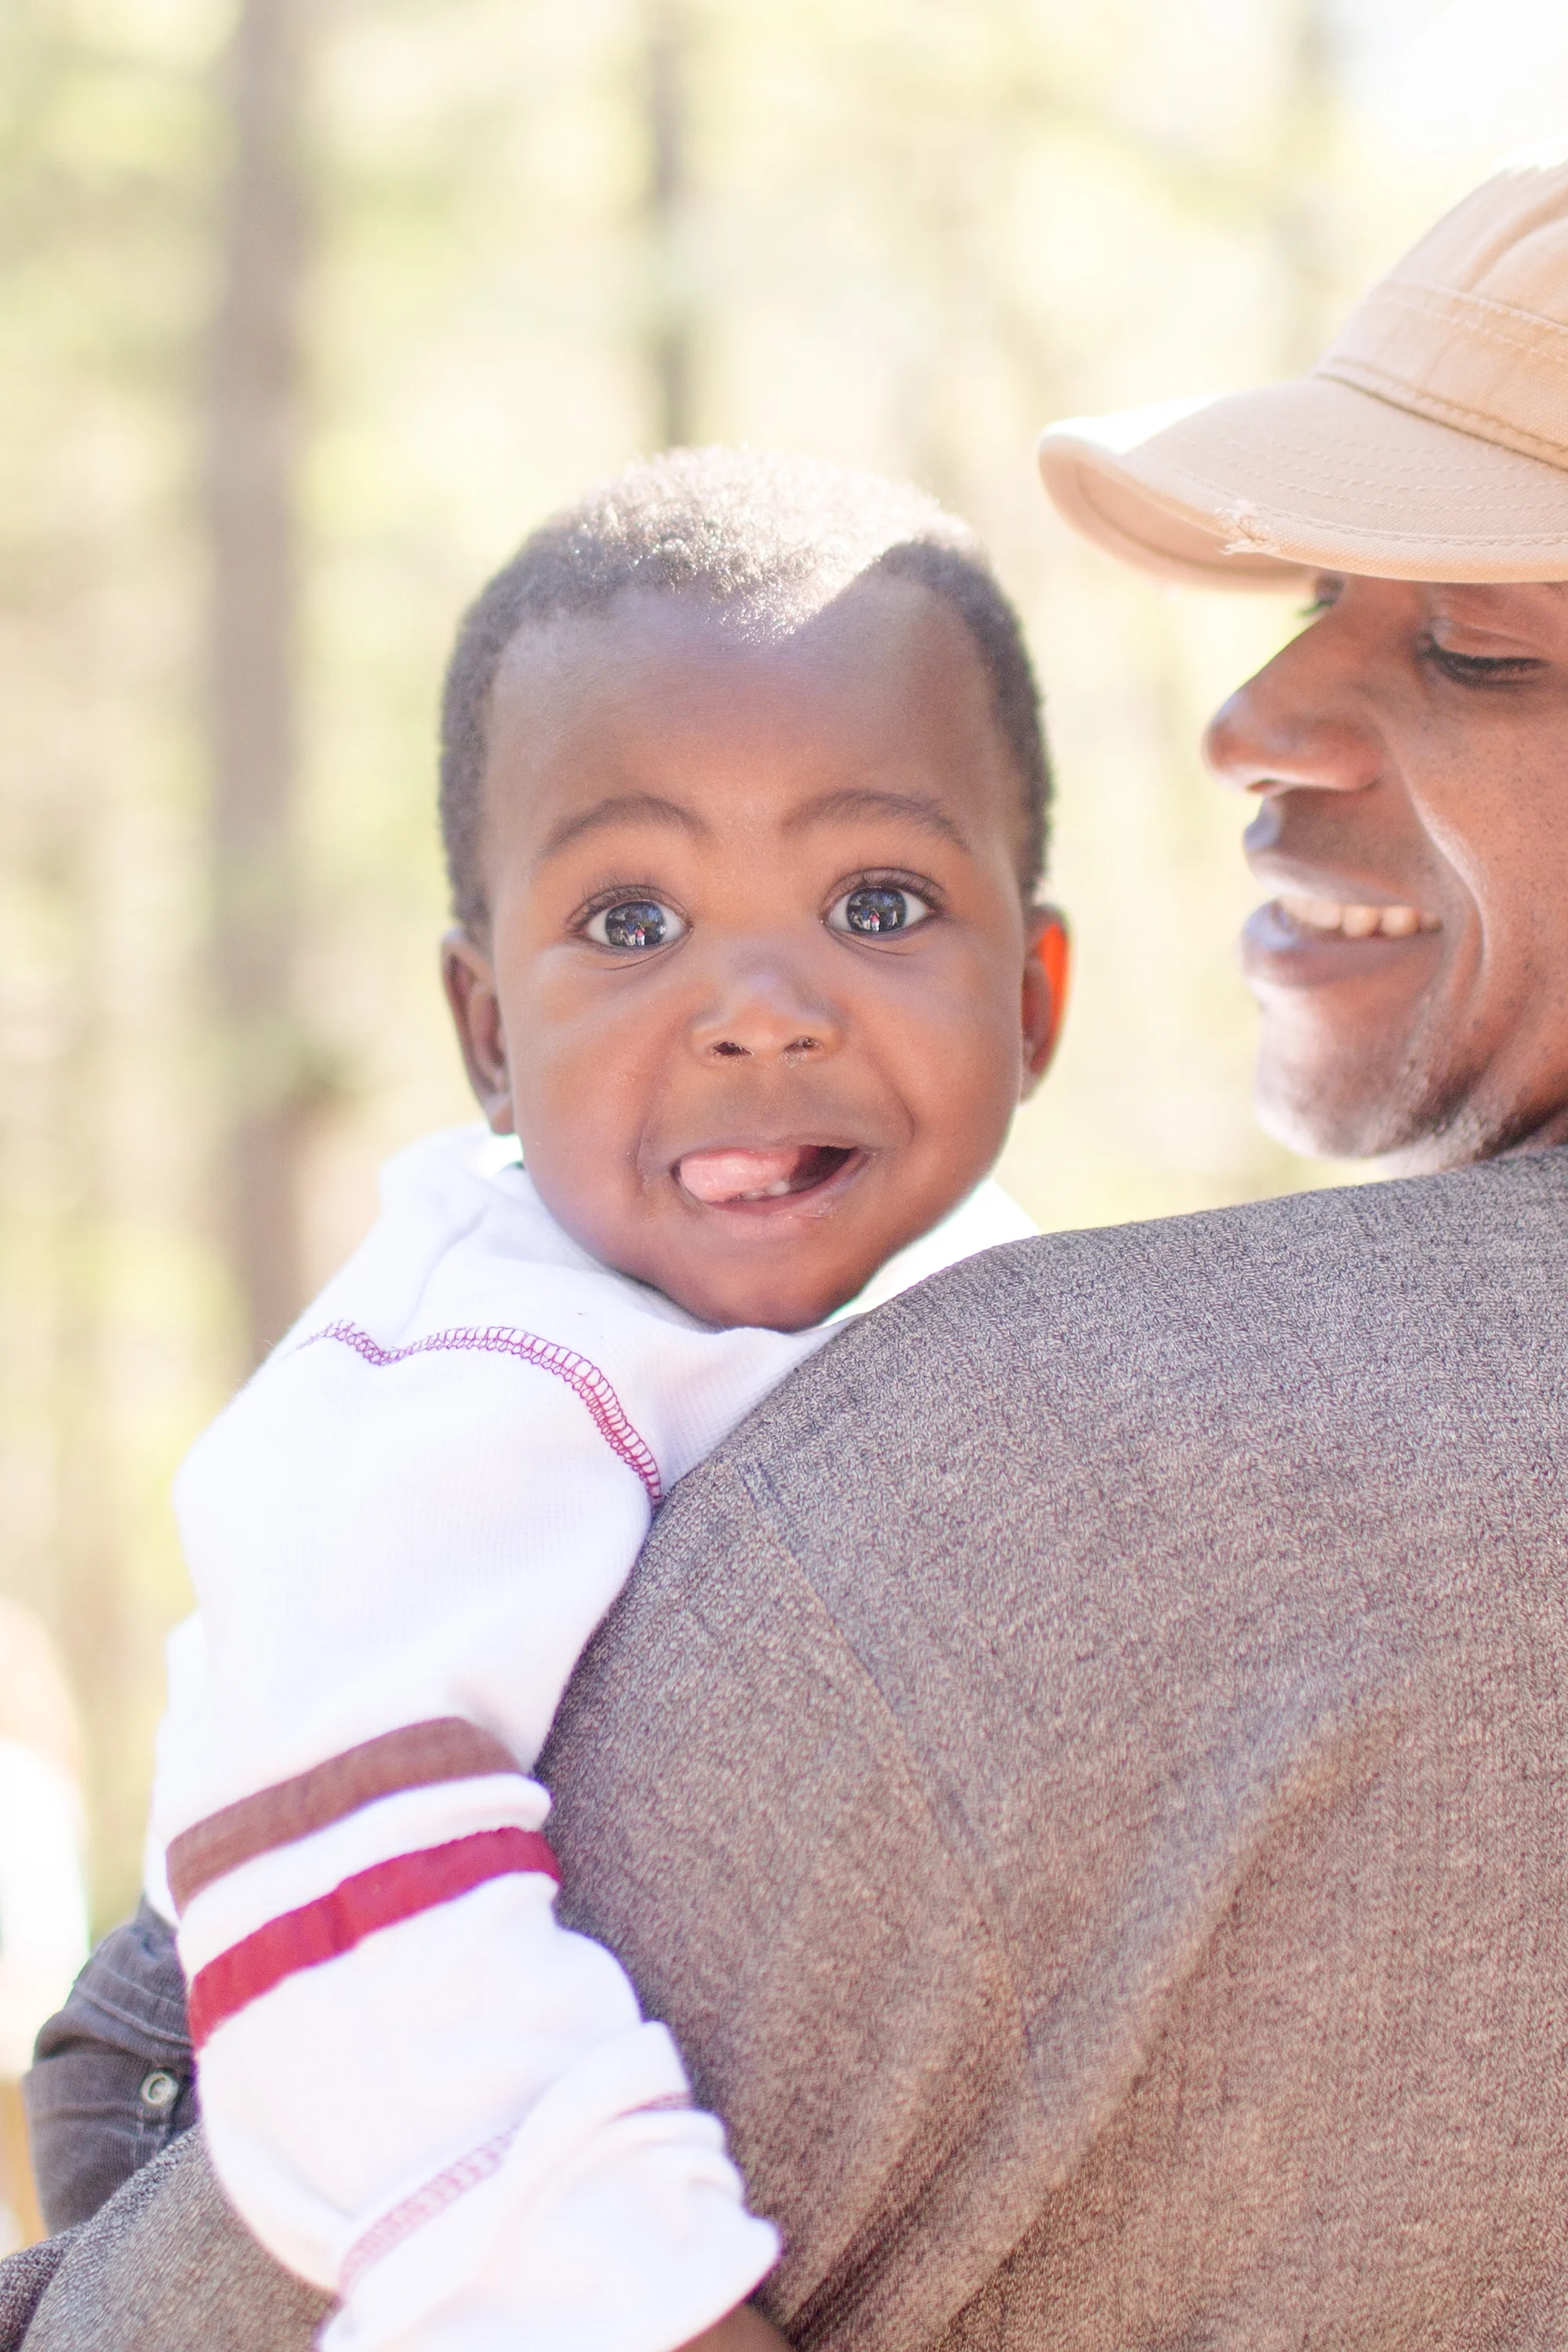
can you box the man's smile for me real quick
[1239,810,1444,990]
[1240,894,1444,987]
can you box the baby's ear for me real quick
[441,929,515,1132]
[1020,906,1069,1097]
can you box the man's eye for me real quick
[826,884,935,938]
[1297,574,1345,621]
[1419,636,1545,689]
[583,898,687,951]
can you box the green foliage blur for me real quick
[1,0,1559,1921]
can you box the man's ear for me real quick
[441,928,516,1134]
[1019,905,1070,1100]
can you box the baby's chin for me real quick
[648,1254,873,1334]
[613,1214,920,1332]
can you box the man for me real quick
[12,154,1568,2350]
[1039,148,1568,1172]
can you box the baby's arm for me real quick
[155,1308,786,2352]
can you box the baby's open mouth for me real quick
[675,1144,855,1206]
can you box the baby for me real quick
[149,449,1068,2352]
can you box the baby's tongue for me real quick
[677,1146,808,1204]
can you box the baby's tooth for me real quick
[1341,905,1381,938]
[1379,905,1419,938]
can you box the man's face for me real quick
[1203,575,1568,1168]
[443,579,1062,1331]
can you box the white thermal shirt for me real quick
[149,1127,1033,2352]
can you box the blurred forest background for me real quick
[4,0,1567,1922]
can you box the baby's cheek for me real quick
[524,1147,644,1274]
[902,982,1025,1127]
[516,1031,627,1164]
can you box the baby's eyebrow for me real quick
[538,792,710,860]
[783,788,968,848]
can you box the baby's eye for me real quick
[827,884,935,938]
[584,898,688,951]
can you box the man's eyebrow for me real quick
[782,787,969,850]
[538,793,710,860]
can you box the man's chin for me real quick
[1252,1044,1508,1174]
[1253,1051,1450,1171]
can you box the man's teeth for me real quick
[1279,894,1439,940]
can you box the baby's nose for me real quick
[688,959,844,1063]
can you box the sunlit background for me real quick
[4,0,1567,1925]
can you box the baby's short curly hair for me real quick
[439,447,1051,932]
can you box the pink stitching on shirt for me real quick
[298,1321,664,1509]
[339,2122,518,2296]
[337,2092,694,2295]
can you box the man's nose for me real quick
[686,951,845,1064]
[1202,648,1381,800]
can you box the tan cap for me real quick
[1037,152,1568,590]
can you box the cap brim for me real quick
[1038,376,1568,590]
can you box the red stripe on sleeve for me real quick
[188,1826,561,2049]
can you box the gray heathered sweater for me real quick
[12,1153,1568,2349]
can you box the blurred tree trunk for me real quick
[208,0,310,1370]
[1272,0,1342,369]
[644,0,695,447]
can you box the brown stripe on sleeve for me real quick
[166,1718,522,1915]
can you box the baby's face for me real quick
[445,575,1062,1330]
